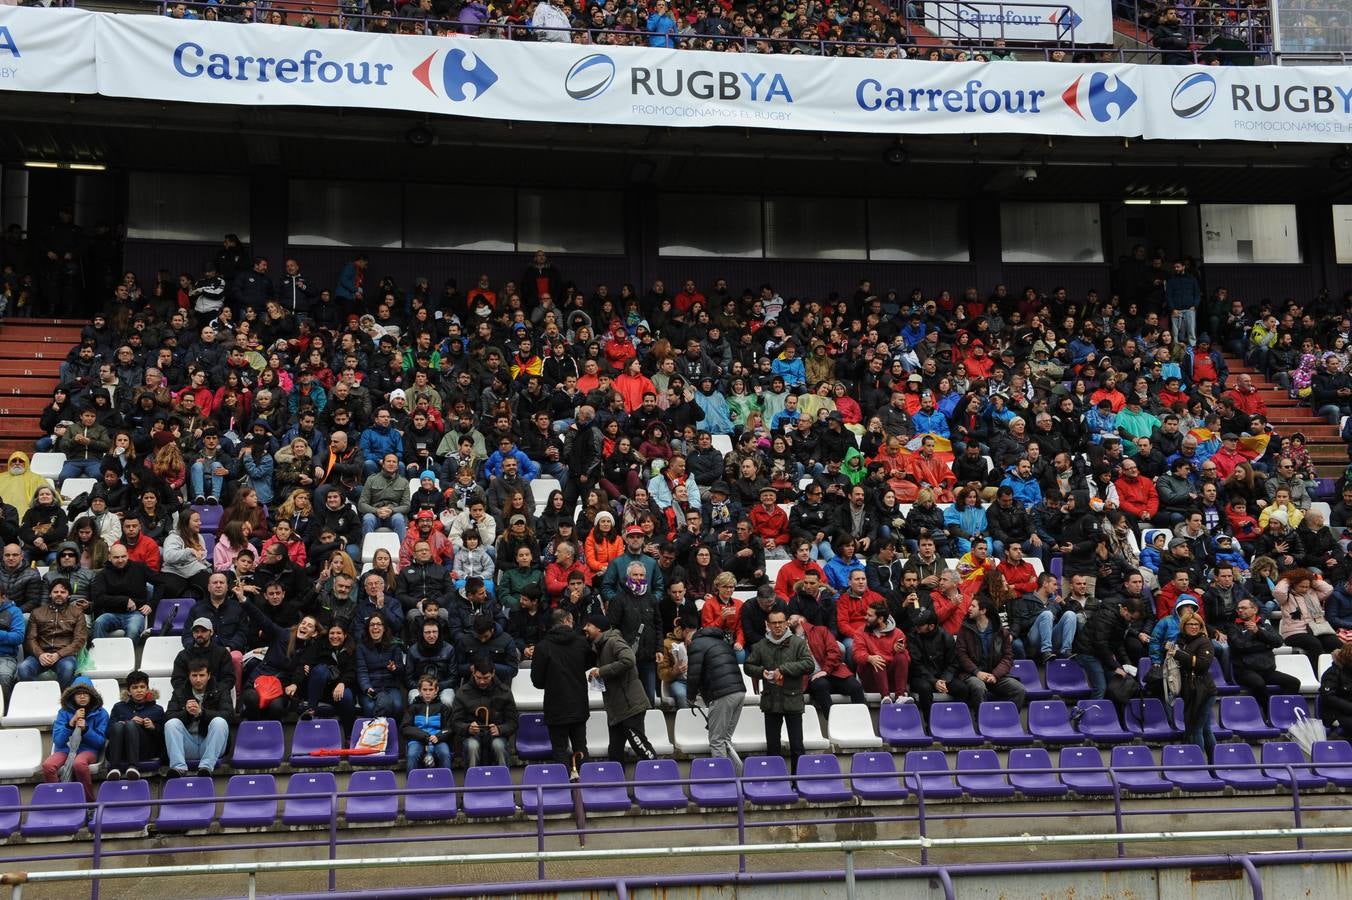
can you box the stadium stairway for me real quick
[0,318,83,462]
[1221,350,1348,483]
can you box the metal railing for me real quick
[3,757,1350,899]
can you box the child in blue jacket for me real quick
[41,676,109,801]
[105,669,167,780]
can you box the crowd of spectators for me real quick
[5,217,1352,791]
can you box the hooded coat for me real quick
[0,452,50,516]
[53,677,109,757]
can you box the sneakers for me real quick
[196,766,213,778]
[894,694,915,705]
[1040,651,1056,665]
[125,768,141,781]
[297,703,315,721]
[194,495,206,506]
[105,768,121,781]
[206,496,220,506]
[169,768,189,779]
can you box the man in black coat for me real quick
[684,617,746,763]
[531,609,591,770]
[1226,597,1301,708]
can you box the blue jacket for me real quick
[645,12,678,47]
[1328,587,1352,631]
[289,383,327,417]
[483,447,539,481]
[943,503,988,538]
[359,425,404,465]
[0,598,25,656]
[1165,273,1201,310]
[52,677,109,756]
[1000,468,1043,506]
[771,356,806,388]
[912,408,950,438]
[1068,337,1098,365]
[356,642,406,693]
[1149,602,1199,665]
[823,554,865,591]
[336,263,361,303]
[693,390,733,435]
[901,323,927,349]
[241,450,275,505]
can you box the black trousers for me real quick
[106,720,160,769]
[1232,666,1301,709]
[1322,693,1352,731]
[607,713,653,762]
[808,674,866,715]
[548,721,587,768]
[1285,631,1340,670]
[763,710,804,763]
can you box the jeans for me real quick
[57,458,102,484]
[1171,307,1197,346]
[93,611,147,640]
[405,739,452,772]
[704,692,744,765]
[164,717,230,772]
[1187,694,1216,759]
[810,540,834,563]
[17,654,77,689]
[189,462,226,501]
[361,512,407,541]
[1021,611,1077,656]
[636,659,658,707]
[463,734,509,768]
[361,687,405,718]
[537,460,570,484]
[1076,654,1108,700]
[305,666,357,726]
[666,677,689,709]
[0,654,17,695]
[106,719,160,769]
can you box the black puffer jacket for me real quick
[531,625,591,725]
[686,626,745,704]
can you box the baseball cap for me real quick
[415,509,435,521]
[191,617,214,631]
[624,524,646,537]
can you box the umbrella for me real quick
[57,724,82,782]
[1287,707,1327,757]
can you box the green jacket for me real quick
[358,471,410,517]
[496,566,543,611]
[592,629,649,724]
[744,633,814,714]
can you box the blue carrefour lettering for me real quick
[856,78,1043,115]
[171,42,391,86]
[0,26,20,59]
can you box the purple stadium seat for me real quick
[345,770,399,825]
[1161,744,1225,793]
[1268,695,1309,732]
[580,761,632,813]
[849,752,907,802]
[1008,659,1052,700]
[347,718,400,767]
[742,755,799,806]
[461,766,515,818]
[1262,742,1327,789]
[1219,696,1280,740]
[1058,746,1114,796]
[0,786,19,839]
[956,749,1014,798]
[154,777,216,832]
[21,783,88,838]
[1110,745,1170,794]
[1135,657,1152,687]
[689,757,740,808]
[878,701,931,748]
[930,703,983,746]
[1312,740,1352,788]
[193,504,223,534]
[231,721,285,769]
[1213,742,1278,790]
[1211,659,1240,696]
[405,768,460,821]
[1028,700,1080,744]
[94,780,152,834]
[1049,557,1062,578]
[903,750,962,800]
[201,532,215,559]
[520,763,574,816]
[978,701,1033,746]
[1045,660,1091,700]
[1074,700,1132,744]
[1007,748,1067,798]
[633,759,688,811]
[795,754,852,804]
[220,775,278,829]
[151,598,194,635]
[514,713,554,761]
[289,719,344,766]
[1124,699,1182,742]
[282,772,337,826]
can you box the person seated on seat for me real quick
[450,658,519,768]
[104,670,165,781]
[164,660,235,777]
[400,674,453,772]
[18,577,86,690]
[40,676,108,802]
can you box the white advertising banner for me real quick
[1141,65,1352,143]
[2,6,1352,144]
[0,6,97,95]
[931,0,1113,45]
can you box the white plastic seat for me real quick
[801,708,830,752]
[731,707,768,754]
[765,558,788,584]
[81,638,136,680]
[2,681,61,728]
[91,679,119,706]
[138,636,183,678]
[511,675,545,711]
[1274,654,1320,694]
[59,478,96,503]
[673,709,711,755]
[586,714,610,757]
[0,729,42,779]
[741,672,761,706]
[827,704,883,750]
[360,532,401,569]
[149,677,174,702]
[533,477,562,505]
[645,709,674,756]
[1028,558,1045,576]
[1318,654,1334,679]
[1311,502,1333,524]
[28,453,65,482]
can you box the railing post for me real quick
[1289,767,1304,851]
[535,785,546,881]
[915,778,928,866]
[89,801,102,900]
[736,770,747,874]
[328,784,338,893]
[843,842,858,900]
[1110,771,1125,858]
[246,872,256,900]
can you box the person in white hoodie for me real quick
[452,529,496,597]
[531,0,572,42]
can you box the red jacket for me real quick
[836,589,881,641]
[1114,475,1159,520]
[932,581,978,635]
[543,559,591,602]
[774,558,826,599]
[702,596,745,646]
[748,504,790,550]
[119,533,161,572]
[851,623,909,670]
[1225,388,1268,417]
[802,622,852,679]
[998,560,1037,595]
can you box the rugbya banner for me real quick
[0,5,1349,144]
[930,0,1113,45]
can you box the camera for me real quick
[1019,167,1038,184]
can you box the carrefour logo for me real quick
[565,54,615,101]
[1171,72,1217,119]
[412,48,496,101]
[1062,73,1136,123]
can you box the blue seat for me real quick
[689,757,740,808]
[1045,659,1091,700]
[21,783,87,838]
[977,701,1032,746]
[150,598,194,635]
[514,713,554,760]
[1124,698,1182,742]
[347,718,400,767]
[1058,746,1114,796]
[580,761,632,813]
[1213,742,1278,791]
[231,721,286,769]
[1074,700,1131,744]
[955,749,1014,798]
[289,719,344,767]
[1268,695,1309,732]
[1219,696,1280,740]
[1262,741,1327,790]
[1007,748,1067,798]
[219,775,277,829]
[795,754,852,804]
[0,785,20,839]
[1172,697,1232,741]
[849,751,907,802]
[1008,659,1052,700]
[405,767,460,821]
[742,755,799,805]
[1161,744,1224,793]
[633,759,688,811]
[903,750,962,800]
[1110,745,1171,794]
[520,763,575,816]
[878,701,931,747]
[345,770,399,825]
[1211,658,1241,695]
[94,780,152,834]
[282,772,337,826]
[1311,740,1352,788]
[1028,700,1079,744]
[930,703,983,746]
[461,766,514,818]
[154,777,216,832]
